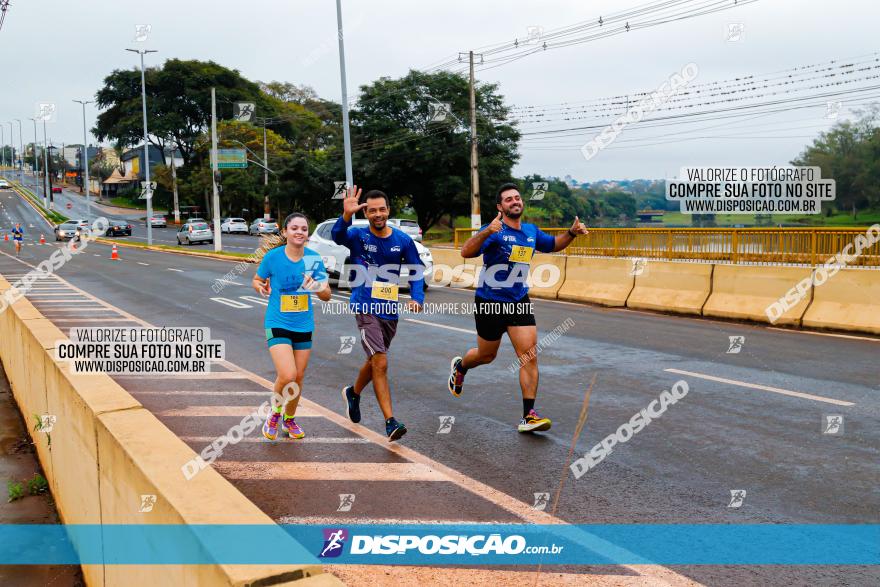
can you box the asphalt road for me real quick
[3,171,260,252]
[0,186,877,586]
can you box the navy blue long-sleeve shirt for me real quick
[331,216,425,320]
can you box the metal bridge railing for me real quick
[452,227,880,267]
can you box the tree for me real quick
[94,59,281,166]
[351,70,520,232]
[792,105,880,218]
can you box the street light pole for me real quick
[73,100,94,219]
[1,125,6,169]
[15,119,23,186]
[335,0,354,188]
[126,48,157,245]
[6,122,14,177]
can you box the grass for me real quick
[7,480,24,503]
[659,210,880,227]
[109,196,148,211]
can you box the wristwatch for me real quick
[567,228,577,238]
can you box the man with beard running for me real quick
[448,182,588,432]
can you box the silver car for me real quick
[149,215,167,227]
[249,218,279,235]
[177,221,213,245]
[388,219,422,242]
[54,221,81,241]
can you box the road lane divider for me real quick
[626,261,713,315]
[703,265,814,326]
[558,257,635,307]
[664,368,854,406]
[801,268,880,335]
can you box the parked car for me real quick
[388,218,422,242]
[54,221,81,241]
[176,222,213,245]
[105,220,133,237]
[0,179,10,190]
[308,219,434,288]
[249,218,279,235]
[149,215,167,227]
[221,217,248,234]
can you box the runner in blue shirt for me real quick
[333,185,425,441]
[252,212,331,441]
[448,182,588,433]
[11,223,23,255]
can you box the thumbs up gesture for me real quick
[569,216,588,235]
[488,212,504,234]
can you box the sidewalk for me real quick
[0,361,83,587]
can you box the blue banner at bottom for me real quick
[0,524,876,565]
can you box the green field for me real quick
[659,210,880,227]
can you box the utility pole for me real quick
[335,0,354,188]
[168,140,180,224]
[7,122,14,177]
[210,87,221,252]
[30,118,45,206]
[126,47,157,245]
[73,100,94,219]
[263,120,270,219]
[460,51,484,228]
[42,119,52,209]
[1,125,6,169]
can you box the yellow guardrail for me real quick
[453,227,880,267]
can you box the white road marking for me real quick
[664,368,855,407]
[211,297,252,309]
[137,262,149,266]
[766,327,880,343]
[239,295,268,306]
[167,268,184,272]
[404,318,476,334]
[180,435,370,445]
[215,461,448,482]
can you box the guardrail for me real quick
[453,227,880,267]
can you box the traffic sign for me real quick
[217,149,247,169]
[233,103,255,122]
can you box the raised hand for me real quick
[342,184,366,220]
[488,211,504,234]
[570,215,588,235]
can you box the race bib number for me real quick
[371,282,399,301]
[280,294,309,313]
[508,245,534,263]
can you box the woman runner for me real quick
[252,212,330,440]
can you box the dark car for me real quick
[105,220,132,237]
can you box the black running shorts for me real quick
[473,293,536,341]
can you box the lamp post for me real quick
[126,48,158,245]
[14,119,23,185]
[29,118,46,206]
[73,100,94,219]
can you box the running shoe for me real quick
[281,417,305,439]
[262,411,282,440]
[518,409,552,433]
[448,356,466,397]
[342,385,361,423]
[385,418,407,442]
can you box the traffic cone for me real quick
[39,234,45,244]
[3,233,7,242]
[111,244,119,261]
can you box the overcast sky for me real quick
[0,0,876,181]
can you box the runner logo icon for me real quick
[319,528,348,558]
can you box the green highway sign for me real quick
[217,148,247,169]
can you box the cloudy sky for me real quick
[0,0,876,181]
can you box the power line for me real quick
[0,0,10,32]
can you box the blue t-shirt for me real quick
[475,221,556,302]
[256,246,328,332]
[12,227,23,241]
[331,216,425,321]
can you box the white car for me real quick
[388,218,422,242]
[309,219,433,288]
[149,215,167,228]
[221,217,248,234]
[0,179,10,190]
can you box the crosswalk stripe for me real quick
[214,461,447,482]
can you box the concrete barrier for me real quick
[801,269,880,334]
[703,265,813,326]
[627,261,713,315]
[428,248,480,289]
[0,273,340,586]
[557,257,635,307]
[527,254,566,300]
